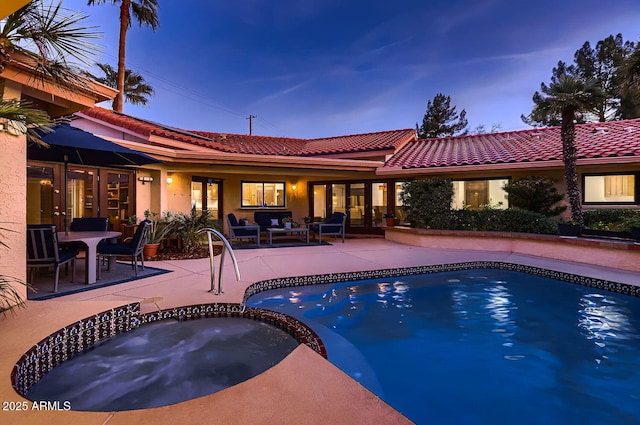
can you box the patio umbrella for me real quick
[27,123,161,166]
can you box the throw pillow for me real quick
[270,218,279,226]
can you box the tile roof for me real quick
[190,131,307,156]
[79,107,415,157]
[79,107,236,152]
[302,129,416,156]
[384,119,640,169]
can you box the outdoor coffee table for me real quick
[267,227,309,245]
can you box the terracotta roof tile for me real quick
[190,131,307,156]
[384,119,640,169]
[78,107,416,157]
[302,129,416,155]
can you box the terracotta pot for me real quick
[385,217,396,227]
[143,243,160,257]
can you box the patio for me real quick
[2,239,640,425]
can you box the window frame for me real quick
[240,180,287,209]
[451,177,510,210]
[582,172,639,205]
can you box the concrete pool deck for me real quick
[2,238,640,424]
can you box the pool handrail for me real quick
[197,228,241,295]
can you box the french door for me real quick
[27,162,134,230]
[309,181,393,235]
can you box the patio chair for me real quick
[69,217,110,232]
[68,216,111,253]
[97,220,151,277]
[27,224,79,292]
[226,214,260,246]
[310,212,346,243]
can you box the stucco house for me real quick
[58,107,640,238]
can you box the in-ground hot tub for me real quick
[12,302,325,411]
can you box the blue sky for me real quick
[61,0,640,138]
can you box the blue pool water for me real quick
[27,317,298,411]
[247,269,640,425]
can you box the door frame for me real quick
[308,179,398,235]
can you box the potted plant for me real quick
[557,220,582,237]
[383,210,396,227]
[282,216,294,230]
[143,210,174,257]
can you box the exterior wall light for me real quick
[166,177,173,184]
[138,176,154,184]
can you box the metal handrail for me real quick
[197,228,241,295]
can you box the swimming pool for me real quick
[247,268,640,424]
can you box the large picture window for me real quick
[584,174,636,204]
[241,182,286,208]
[452,179,509,209]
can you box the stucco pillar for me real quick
[0,130,27,303]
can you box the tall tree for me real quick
[0,0,99,143]
[87,0,159,112]
[91,62,154,106]
[617,45,640,118]
[531,72,603,224]
[416,93,468,139]
[573,34,633,121]
[523,34,637,126]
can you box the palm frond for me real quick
[0,99,53,146]
[20,0,102,66]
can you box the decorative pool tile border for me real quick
[243,261,640,303]
[11,302,325,398]
[138,303,326,358]
[11,303,140,397]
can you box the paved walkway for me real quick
[2,239,639,425]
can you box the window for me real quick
[241,182,286,208]
[452,179,509,209]
[584,174,636,203]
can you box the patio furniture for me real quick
[69,217,110,232]
[97,220,151,277]
[68,217,111,274]
[27,224,79,292]
[253,211,292,232]
[58,230,122,284]
[310,212,346,243]
[267,227,309,245]
[226,214,260,246]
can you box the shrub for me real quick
[582,209,640,230]
[400,178,453,228]
[447,209,556,234]
[502,176,566,217]
[168,206,221,252]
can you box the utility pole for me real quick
[246,114,257,135]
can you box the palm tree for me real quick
[532,74,604,225]
[87,0,159,113]
[1,0,99,143]
[91,62,154,106]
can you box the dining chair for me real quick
[97,220,151,277]
[26,224,80,292]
